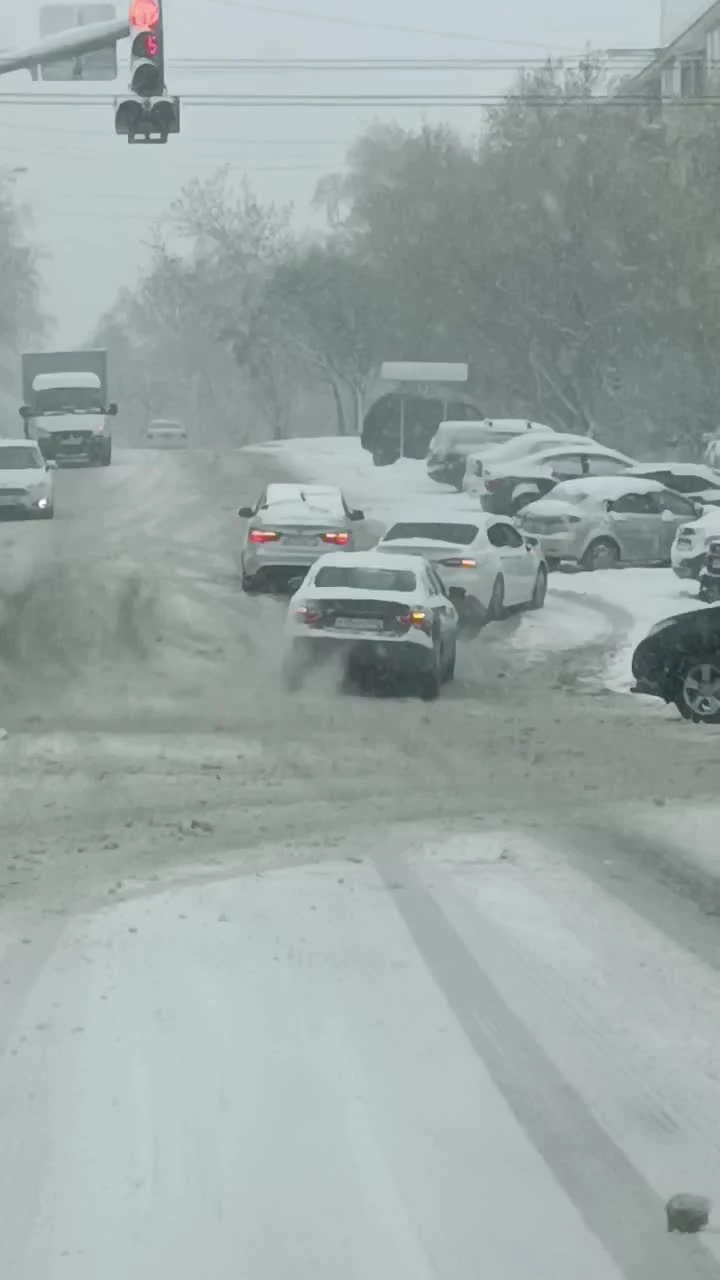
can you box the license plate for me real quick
[709,559,720,571]
[334,617,383,632]
[287,535,316,546]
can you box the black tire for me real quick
[241,575,259,594]
[39,505,54,520]
[674,656,720,724]
[488,575,505,621]
[529,566,547,610]
[102,446,112,467]
[444,641,456,683]
[580,538,620,571]
[418,651,442,701]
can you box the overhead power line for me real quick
[165,56,657,71]
[0,93,697,108]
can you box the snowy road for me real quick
[2,447,720,1278]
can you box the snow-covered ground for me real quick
[7,822,720,1279]
[248,437,714,694]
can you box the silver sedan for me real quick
[239,483,365,594]
[519,476,702,570]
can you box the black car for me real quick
[631,605,720,723]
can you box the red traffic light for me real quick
[129,0,160,29]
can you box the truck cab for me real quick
[19,356,117,467]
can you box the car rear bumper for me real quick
[285,633,434,669]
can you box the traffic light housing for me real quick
[115,0,180,143]
[114,93,179,142]
[129,22,162,96]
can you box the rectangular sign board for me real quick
[380,361,468,383]
[39,4,118,79]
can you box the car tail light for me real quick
[248,529,280,544]
[440,557,476,568]
[397,607,432,634]
[295,602,322,625]
[321,531,350,545]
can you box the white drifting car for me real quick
[671,506,720,581]
[283,550,458,699]
[0,439,56,519]
[374,512,547,625]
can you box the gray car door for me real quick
[607,491,663,562]
[651,489,700,558]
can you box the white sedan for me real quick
[374,513,547,625]
[671,505,720,580]
[0,439,56,519]
[283,550,458,700]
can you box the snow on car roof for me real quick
[313,549,421,572]
[266,482,341,502]
[552,476,666,499]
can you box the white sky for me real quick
[0,0,664,342]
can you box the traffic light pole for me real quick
[0,19,129,78]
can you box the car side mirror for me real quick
[19,405,29,420]
[350,509,365,521]
[661,508,676,522]
[107,403,118,417]
[524,535,538,548]
[692,500,705,516]
[238,506,254,518]
[46,460,58,471]
[606,500,615,511]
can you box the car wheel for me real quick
[241,576,259,594]
[418,650,442,701]
[674,657,720,724]
[529,566,547,610]
[102,447,112,467]
[444,640,456,682]
[39,504,54,520]
[488,575,505,620]
[580,538,620,571]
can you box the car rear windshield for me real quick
[314,566,417,592]
[384,522,479,544]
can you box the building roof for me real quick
[624,2,720,91]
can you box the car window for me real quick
[383,522,479,544]
[667,473,715,494]
[314,565,417,592]
[487,521,524,548]
[426,566,446,596]
[546,452,585,478]
[656,489,698,516]
[585,455,631,476]
[612,492,657,514]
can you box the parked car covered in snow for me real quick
[519,476,700,570]
[671,506,720,581]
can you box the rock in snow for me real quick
[665,1193,711,1233]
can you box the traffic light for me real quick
[129,15,162,96]
[114,0,180,143]
[114,93,179,142]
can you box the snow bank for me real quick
[555,568,709,693]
